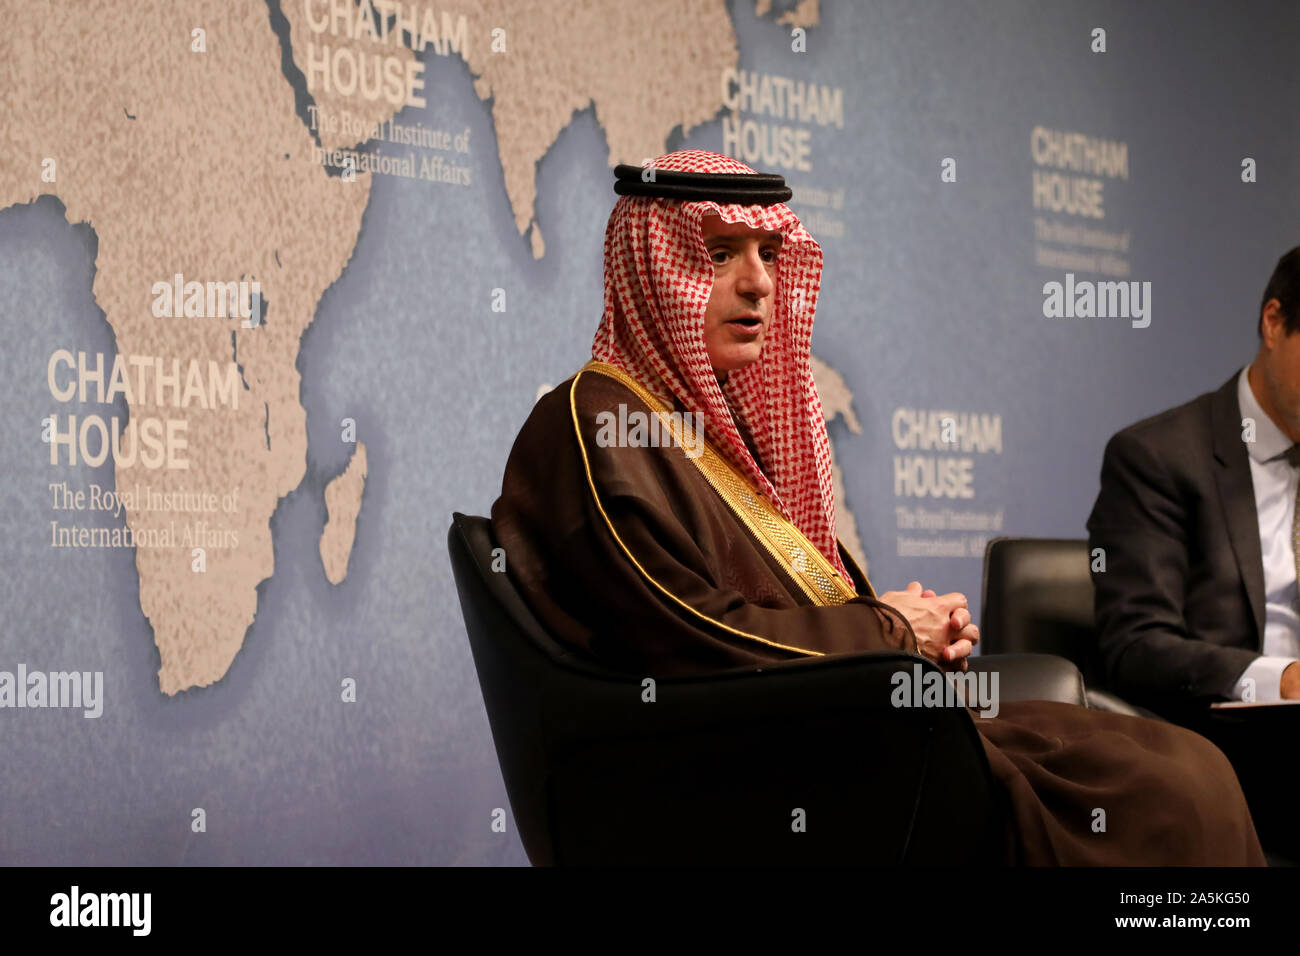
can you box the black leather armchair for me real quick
[449,512,1086,866]
[980,537,1157,718]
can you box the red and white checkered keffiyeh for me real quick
[592,148,850,582]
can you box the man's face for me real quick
[700,214,782,377]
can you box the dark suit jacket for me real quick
[1086,370,1265,714]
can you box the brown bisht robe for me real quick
[491,364,1266,866]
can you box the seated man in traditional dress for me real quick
[491,148,1264,865]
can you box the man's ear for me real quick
[1261,298,1287,347]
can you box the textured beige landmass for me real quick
[320,442,368,584]
[414,0,738,258]
[280,1,741,259]
[756,0,819,28]
[776,0,821,29]
[810,355,866,576]
[471,0,738,258]
[0,1,403,694]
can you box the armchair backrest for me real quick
[981,537,1101,683]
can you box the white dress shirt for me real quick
[1234,365,1300,701]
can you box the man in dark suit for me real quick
[1089,247,1300,713]
[1087,247,1300,854]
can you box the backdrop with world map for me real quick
[1,0,1297,864]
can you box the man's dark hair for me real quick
[1259,245,1300,337]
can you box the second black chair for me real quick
[980,537,1153,717]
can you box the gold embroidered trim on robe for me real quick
[569,368,826,657]
[578,361,861,608]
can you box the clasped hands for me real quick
[877,581,979,671]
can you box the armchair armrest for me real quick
[966,652,1086,707]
